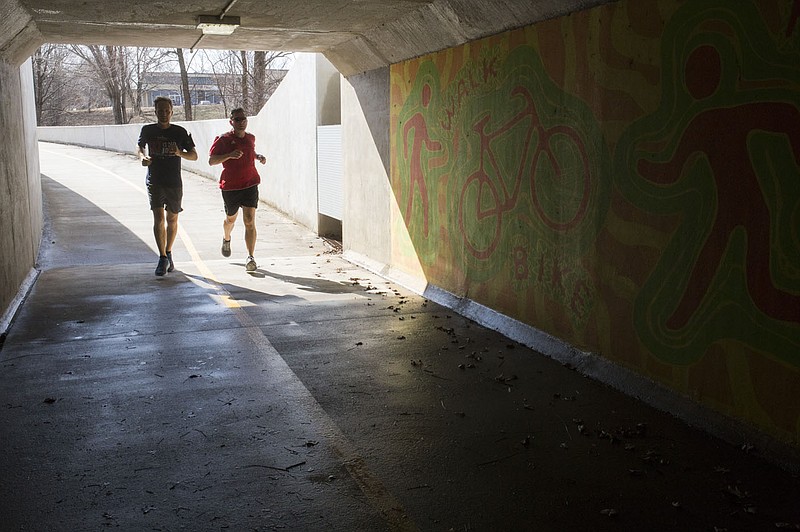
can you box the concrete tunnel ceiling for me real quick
[1,0,612,76]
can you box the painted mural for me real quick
[390,0,800,443]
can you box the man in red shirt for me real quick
[208,108,266,272]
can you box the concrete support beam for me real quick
[0,0,43,66]
[327,0,614,76]
[325,37,390,80]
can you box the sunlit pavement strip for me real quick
[39,143,418,531]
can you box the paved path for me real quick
[1,142,798,531]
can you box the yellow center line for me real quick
[41,148,234,304]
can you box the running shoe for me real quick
[221,239,231,257]
[166,251,174,273]
[246,256,257,272]
[155,255,169,276]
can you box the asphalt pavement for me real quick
[1,142,799,531]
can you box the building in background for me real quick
[141,70,288,106]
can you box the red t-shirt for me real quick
[209,131,262,190]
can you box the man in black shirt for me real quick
[137,97,198,276]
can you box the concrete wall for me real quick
[340,68,427,291]
[37,121,149,154]
[250,53,324,231]
[317,57,341,126]
[0,59,41,333]
[385,0,800,458]
[341,70,392,270]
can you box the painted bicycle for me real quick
[458,86,592,259]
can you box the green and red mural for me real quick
[390,0,800,443]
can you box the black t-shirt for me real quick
[138,124,195,188]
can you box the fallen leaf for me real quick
[725,485,747,499]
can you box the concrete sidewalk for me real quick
[1,142,798,531]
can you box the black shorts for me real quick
[222,186,259,216]
[148,184,183,213]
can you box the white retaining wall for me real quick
[37,53,337,234]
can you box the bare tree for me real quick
[200,49,235,115]
[252,51,267,112]
[201,50,290,116]
[33,45,291,125]
[240,51,250,113]
[70,45,130,124]
[32,44,73,125]
[248,50,290,114]
[175,48,193,121]
[131,48,172,117]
